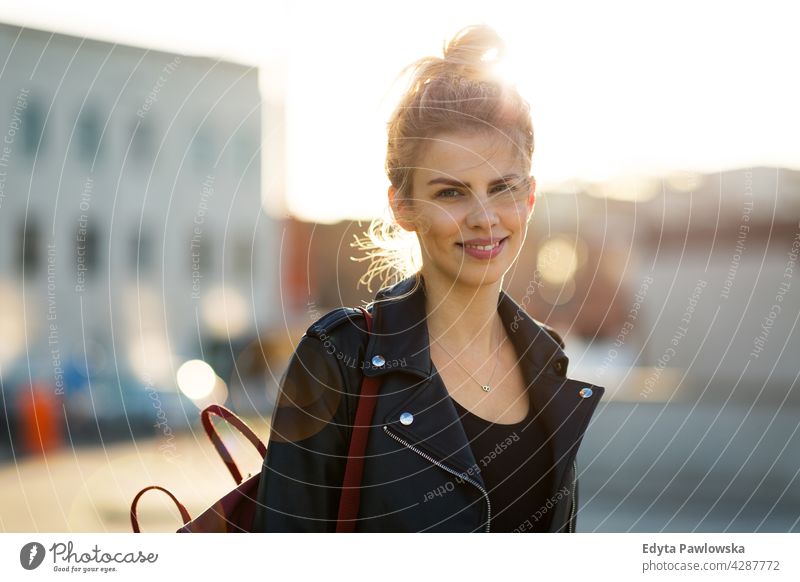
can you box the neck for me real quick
[421,270,505,356]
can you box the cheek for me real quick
[503,203,529,230]
[421,207,463,241]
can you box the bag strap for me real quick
[130,485,192,533]
[201,404,268,485]
[336,306,380,532]
[130,405,265,532]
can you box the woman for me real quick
[253,24,604,533]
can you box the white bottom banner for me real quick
[1,533,797,581]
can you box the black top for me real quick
[451,392,553,532]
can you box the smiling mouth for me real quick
[456,237,509,251]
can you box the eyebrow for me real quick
[427,174,522,188]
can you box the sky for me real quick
[1,0,798,222]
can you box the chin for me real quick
[447,265,506,288]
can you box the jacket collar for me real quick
[362,274,603,490]
[363,273,569,381]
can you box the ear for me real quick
[526,175,536,218]
[388,185,416,232]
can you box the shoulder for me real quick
[278,307,369,397]
[305,306,370,339]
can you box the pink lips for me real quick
[456,237,509,259]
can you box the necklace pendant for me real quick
[481,385,491,392]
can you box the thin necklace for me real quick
[431,318,503,392]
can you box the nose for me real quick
[464,193,500,229]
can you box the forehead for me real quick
[413,130,523,178]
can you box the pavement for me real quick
[0,415,271,533]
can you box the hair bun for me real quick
[442,24,506,71]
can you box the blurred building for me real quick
[0,21,280,452]
[630,167,800,404]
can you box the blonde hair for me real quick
[351,24,534,293]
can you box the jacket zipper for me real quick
[383,425,492,532]
[568,458,577,533]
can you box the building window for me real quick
[16,218,40,278]
[129,228,153,274]
[234,133,258,172]
[130,118,154,163]
[76,223,99,279]
[191,125,214,170]
[21,98,46,156]
[77,107,103,162]
[232,235,252,279]
[190,229,212,277]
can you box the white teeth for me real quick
[464,241,500,251]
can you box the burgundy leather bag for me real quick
[130,307,378,533]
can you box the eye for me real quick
[492,181,523,194]
[435,188,463,199]
[493,178,531,198]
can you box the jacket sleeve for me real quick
[252,334,353,532]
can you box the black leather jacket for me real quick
[253,274,605,532]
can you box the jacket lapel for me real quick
[361,275,483,480]
[527,375,604,489]
[383,375,483,479]
[497,289,605,487]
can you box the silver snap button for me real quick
[399,412,414,425]
[371,354,386,367]
[579,387,593,398]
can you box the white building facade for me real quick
[0,22,280,442]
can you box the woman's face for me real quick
[389,130,535,289]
